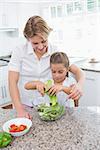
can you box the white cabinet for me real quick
[18,3,40,36]
[0,2,19,28]
[0,65,11,107]
[80,70,100,106]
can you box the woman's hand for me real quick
[47,84,63,96]
[34,81,46,96]
[17,108,32,120]
[68,83,83,100]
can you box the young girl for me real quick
[25,52,79,107]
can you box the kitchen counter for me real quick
[76,59,100,72]
[0,60,8,66]
[0,107,100,150]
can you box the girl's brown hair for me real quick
[50,52,70,76]
[23,16,52,39]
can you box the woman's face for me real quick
[29,35,48,56]
[51,63,68,84]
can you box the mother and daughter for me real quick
[8,16,85,119]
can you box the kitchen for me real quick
[0,0,100,149]
[0,0,100,107]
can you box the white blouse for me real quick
[8,41,58,106]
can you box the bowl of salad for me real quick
[3,118,32,137]
[37,80,65,121]
[37,102,65,121]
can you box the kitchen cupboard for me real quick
[80,70,100,106]
[0,65,11,107]
[0,2,19,28]
[17,3,40,36]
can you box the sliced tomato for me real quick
[10,124,18,130]
[9,124,27,132]
[19,125,27,131]
[9,129,16,132]
[10,124,17,128]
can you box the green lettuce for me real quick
[45,80,57,106]
[38,79,65,121]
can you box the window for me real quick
[51,6,56,18]
[87,0,97,11]
[50,5,63,18]
[98,0,100,10]
[66,2,73,15]
[57,5,63,17]
[42,1,100,58]
[74,1,83,12]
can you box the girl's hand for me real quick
[35,81,46,96]
[47,84,63,96]
[17,109,32,120]
[68,83,83,100]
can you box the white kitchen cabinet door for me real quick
[80,70,100,106]
[0,66,11,106]
[18,3,40,36]
[0,2,19,28]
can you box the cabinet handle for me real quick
[1,86,7,98]
[4,86,7,98]
[86,77,95,81]
[1,86,4,98]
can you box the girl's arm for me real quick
[25,81,46,96]
[24,81,37,90]
[69,64,85,100]
[47,84,79,107]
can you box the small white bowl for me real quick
[3,118,32,137]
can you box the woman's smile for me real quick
[29,35,48,56]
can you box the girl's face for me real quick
[29,35,48,56]
[51,63,68,84]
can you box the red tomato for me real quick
[10,124,17,128]
[9,124,27,132]
[19,125,27,131]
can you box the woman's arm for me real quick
[62,86,71,95]
[69,64,85,86]
[8,71,32,119]
[63,86,79,107]
[69,64,85,100]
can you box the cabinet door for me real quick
[0,66,11,106]
[80,71,99,106]
[0,2,19,28]
[0,3,4,27]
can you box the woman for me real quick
[8,16,85,119]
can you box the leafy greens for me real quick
[37,80,65,121]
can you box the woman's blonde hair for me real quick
[23,16,52,39]
[50,52,70,76]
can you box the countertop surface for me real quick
[0,107,100,150]
[0,56,100,72]
[75,59,100,72]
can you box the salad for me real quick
[37,80,65,121]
